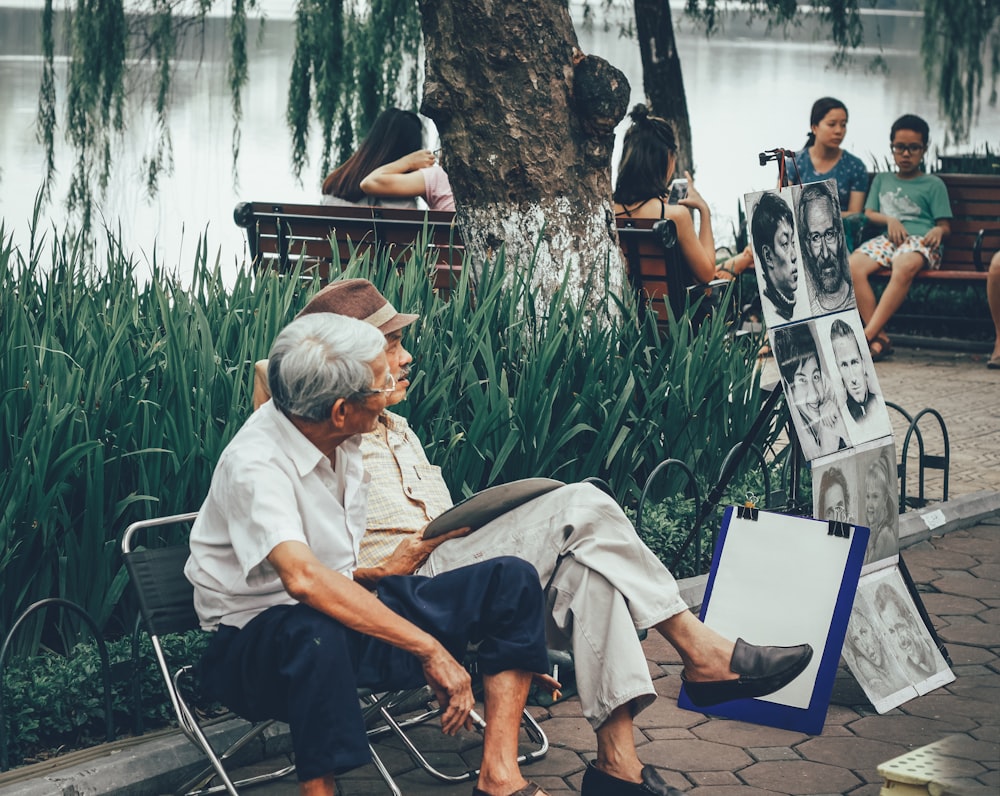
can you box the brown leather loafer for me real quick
[681,637,813,708]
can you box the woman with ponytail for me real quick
[613,104,746,284]
[794,97,868,216]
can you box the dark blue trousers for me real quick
[199,556,548,782]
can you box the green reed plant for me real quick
[0,220,303,655]
[345,240,769,504]
[1,211,770,663]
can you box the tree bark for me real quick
[416,0,631,312]
[635,0,693,176]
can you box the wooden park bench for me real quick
[866,173,999,283]
[233,201,706,329]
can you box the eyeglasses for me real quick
[807,228,837,249]
[351,373,396,400]
[891,143,925,155]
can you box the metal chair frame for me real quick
[122,513,401,796]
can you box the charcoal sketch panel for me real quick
[772,322,849,461]
[842,589,914,712]
[814,312,892,447]
[747,186,810,327]
[855,441,900,564]
[796,179,857,316]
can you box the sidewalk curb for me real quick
[3,494,997,796]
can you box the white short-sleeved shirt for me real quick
[184,401,371,630]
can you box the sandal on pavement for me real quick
[580,762,685,796]
[987,354,1000,370]
[473,782,547,796]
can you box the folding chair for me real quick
[121,513,401,795]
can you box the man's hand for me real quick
[421,646,475,735]
[380,525,472,577]
[886,217,907,245]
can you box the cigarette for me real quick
[470,709,486,728]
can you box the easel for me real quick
[670,151,950,667]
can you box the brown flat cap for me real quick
[297,278,418,334]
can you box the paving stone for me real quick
[687,787,783,795]
[738,760,862,794]
[796,736,908,770]
[935,535,1000,561]
[653,671,685,700]
[513,746,584,777]
[940,619,1000,647]
[636,695,716,729]
[538,717,599,752]
[822,703,866,730]
[643,727,699,741]
[929,733,1000,765]
[946,676,1000,703]
[970,725,1000,743]
[921,593,988,616]
[902,562,939,584]
[951,664,998,678]
[970,563,1000,580]
[642,630,683,665]
[688,770,742,786]
[902,694,996,722]
[944,642,998,666]
[978,607,1000,624]
[900,549,980,570]
[638,738,752,772]
[932,573,1000,601]
[691,721,807,749]
[843,784,882,796]
[749,746,800,762]
[848,714,977,746]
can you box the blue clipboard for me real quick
[678,506,869,734]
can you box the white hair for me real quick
[267,313,386,421]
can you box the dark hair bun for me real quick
[630,103,651,123]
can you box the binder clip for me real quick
[737,499,759,521]
[827,520,852,539]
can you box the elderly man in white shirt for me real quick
[186,313,557,796]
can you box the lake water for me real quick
[1,1,997,283]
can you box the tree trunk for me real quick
[635,0,693,175]
[416,0,631,312]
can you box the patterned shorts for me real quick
[858,234,942,270]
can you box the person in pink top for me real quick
[361,148,455,211]
[321,108,455,211]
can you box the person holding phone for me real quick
[612,104,722,284]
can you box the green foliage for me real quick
[2,630,211,768]
[0,211,302,655]
[286,0,422,180]
[343,243,767,504]
[922,0,1000,143]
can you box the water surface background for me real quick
[1,1,997,283]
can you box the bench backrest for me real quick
[234,202,698,327]
[233,202,464,291]
[937,174,1000,272]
